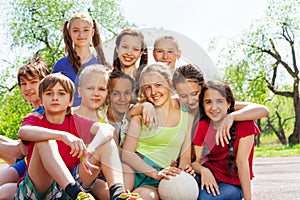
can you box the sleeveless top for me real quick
[136,110,189,168]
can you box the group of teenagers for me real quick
[0,12,269,200]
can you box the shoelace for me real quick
[77,192,94,200]
[118,191,142,200]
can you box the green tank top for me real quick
[136,110,188,168]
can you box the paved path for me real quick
[1,156,300,199]
[252,156,300,200]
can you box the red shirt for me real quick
[193,119,260,186]
[22,114,94,171]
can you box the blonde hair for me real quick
[138,63,172,102]
[78,64,110,119]
[78,64,109,87]
[154,35,179,50]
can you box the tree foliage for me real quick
[217,0,300,145]
[0,88,32,139]
[0,0,129,138]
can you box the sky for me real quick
[120,0,268,64]
[0,0,268,78]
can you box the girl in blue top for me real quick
[53,12,108,106]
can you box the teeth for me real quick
[124,57,132,61]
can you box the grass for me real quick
[254,144,300,157]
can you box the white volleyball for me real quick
[158,171,199,200]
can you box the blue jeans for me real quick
[195,174,243,200]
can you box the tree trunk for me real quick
[288,82,300,145]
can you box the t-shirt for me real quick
[193,119,260,186]
[22,114,94,171]
[136,110,188,168]
[52,56,100,106]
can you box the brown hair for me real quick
[172,64,205,89]
[39,73,75,115]
[17,56,49,86]
[199,80,237,172]
[63,13,108,74]
[112,28,148,80]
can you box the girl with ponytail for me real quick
[53,12,109,106]
[192,80,261,200]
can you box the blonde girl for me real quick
[122,64,194,200]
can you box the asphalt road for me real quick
[252,156,300,200]
[1,156,299,200]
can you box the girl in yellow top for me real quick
[122,63,195,200]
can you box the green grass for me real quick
[254,144,300,157]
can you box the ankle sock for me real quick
[109,183,126,200]
[65,182,82,200]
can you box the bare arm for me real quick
[18,125,67,142]
[87,122,114,154]
[191,145,220,196]
[18,125,86,158]
[128,102,158,130]
[217,102,269,146]
[236,135,254,200]
[234,101,270,120]
[178,113,194,175]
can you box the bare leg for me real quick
[91,179,109,200]
[0,167,19,185]
[0,183,17,200]
[0,141,23,165]
[133,186,159,200]
[93,140,124,188]
[78,140,124,198]
[28,140,75,194]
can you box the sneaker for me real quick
[76,192,95,200]
[117,191,143,200]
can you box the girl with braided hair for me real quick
[192,80,261,200]
[53,12,109,106]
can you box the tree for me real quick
[0,0,129,138]
[215,0,300,145]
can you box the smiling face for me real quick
[203,88,230,126]
[116,35,143,69]
[69,18,94,48]
[153,38,181,69]
[78,73,108,110]
[19,75,40,108]
[109,77,132,116]
[141,72,172,107]
[175,80,201,113]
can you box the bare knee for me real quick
[134,186,159,200]
[0,183,17,200]
[92,179,109,200]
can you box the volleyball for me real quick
[158,171,199,200]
